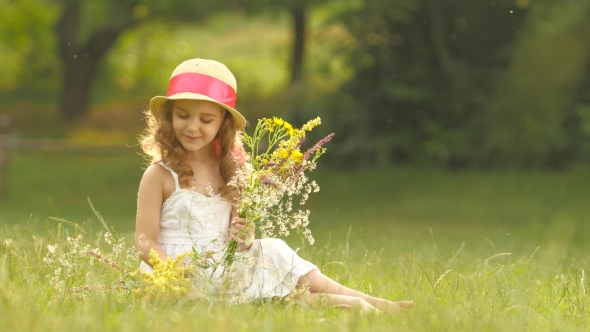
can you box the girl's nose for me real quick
[187,118,199,132]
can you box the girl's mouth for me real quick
[184,135,201,141]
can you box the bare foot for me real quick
[328,298,380,314]
[297,293,383,315]
[353,297,381,314]
[373,299,414,314]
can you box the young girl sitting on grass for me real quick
[135,58,413,314]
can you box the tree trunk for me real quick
[424,0,454,76]
[290,5,306,84]
[0,114,11,200]
[56,2,131,121]
[484,0,590,167]
[61,54,98,120]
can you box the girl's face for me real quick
[171,99,225,154]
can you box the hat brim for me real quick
[149,92,247,130]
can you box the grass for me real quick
[0,152,144,232]
[1,152,590,331]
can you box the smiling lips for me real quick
[184,135,201,141]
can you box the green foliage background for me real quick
[2,1,590,329]
[2,0,590,169]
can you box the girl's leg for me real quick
[298,270,413,314]
[295,293,378,313]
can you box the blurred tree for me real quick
[0,114,12,199]
[56,0,137,121]
[289,3,306,84]
[245,0,335,128]
[571,68,590,163]
[483,0,590,167]
[0,0,59,95]
[263,0,334,84]
[317,0,528,168]
[277,0,331,128]
[52,0,268,121]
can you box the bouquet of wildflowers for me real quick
[224,117,334,267]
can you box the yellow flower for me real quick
[290,150,304,163]
[287,136,298,148]
[280,149,289,159]
[302,117,321,131]
[138,249,193,302]
[283,122,293,130]
[273,117,284,126]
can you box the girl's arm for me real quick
[135,165,169,266]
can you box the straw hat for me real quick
[150,58,246,130]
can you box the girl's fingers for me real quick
[231,218,255,231]
[231,234,244,244]
[228,220,254,243]
[229,233,243,241]
[232,218,246,225]
[232,223,254,232]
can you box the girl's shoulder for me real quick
[142,162,168,178]
[140,163,174,187]
[139,163,177,199]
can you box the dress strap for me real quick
[158,162,180,190]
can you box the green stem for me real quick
[224,239,239,267]
[222,211,248,270]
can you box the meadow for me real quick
[1,152,590,331]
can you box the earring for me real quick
[213,137,222,159]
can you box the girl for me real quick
[135,58,413,314]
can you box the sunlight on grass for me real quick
[1,215,589,331]
[1,154,590,330]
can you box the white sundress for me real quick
[140,163,319,301]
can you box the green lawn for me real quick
[0,152,144,232]
[1,152,590,331]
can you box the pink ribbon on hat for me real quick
[167,72,236,108]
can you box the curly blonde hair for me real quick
[139,100,244,204]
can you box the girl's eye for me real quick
[177,114,189,119]
[201,119,213,124]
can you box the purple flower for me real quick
[263,162,277,169]
[260,175,279,189]
[288,133,335,184]
[295,137,307,149]
[303,133,334,161]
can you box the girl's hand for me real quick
[183,250,214,274]
[229,217,255,251]
[197,250,214,269]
